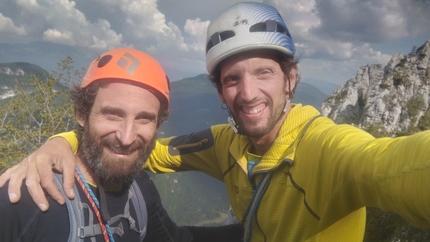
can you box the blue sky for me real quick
[1,0,430,85]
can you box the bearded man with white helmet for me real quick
[3,2,430,242]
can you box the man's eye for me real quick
[224,76,239,84]
[259,70,271,75]
[257,70,273,79]
[105,113,122,120]
[136,118,152,124]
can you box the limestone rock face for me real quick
[321,39,430,133]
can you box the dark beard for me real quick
[80,123,156,184]
[234,99,286,138]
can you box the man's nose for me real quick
[239,76,258,101]
[115,121,137,146]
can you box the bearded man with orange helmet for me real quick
[4,2,430,242]
[0,48,242,242]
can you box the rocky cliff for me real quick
[321,39,430,134]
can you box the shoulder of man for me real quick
[0,180,69,241]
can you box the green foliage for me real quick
[418,52,427,61]
[151,171,230,226]
[418,108,430,131]
[411,45,417,55]
[358,94,367,108]
[364,122,390,138]
[425,69,430,85]
[379,83,390,89]
[364,207,430,242]
[395,57,407,68]
[406,94,425,118]
[393,73,411,87]
[333,90,348,101]
[0,57,83,171]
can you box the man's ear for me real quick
[217,91,225,104]
[286,65,298,94]
[76,111,86,127]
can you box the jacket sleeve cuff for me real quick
[49,130,79,155]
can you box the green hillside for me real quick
[0,62,48,87]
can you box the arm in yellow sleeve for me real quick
[50,130,79,155]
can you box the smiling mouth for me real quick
[241,103,266,115]
[106,146,135,156]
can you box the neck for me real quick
[76,153,123,191]
[249,104,291,156]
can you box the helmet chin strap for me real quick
[283,99,291,113]
[227,109,239,133]
[226,99,291,134]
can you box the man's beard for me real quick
[80,124,156,184]
[234,99,286,138]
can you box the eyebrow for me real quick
[101,106,157,120]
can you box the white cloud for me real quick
[88,19,123,50]
[42,29,75,45]
[269,0,411,64]
[9,0,123,50]
[310,0,430,43]
[184,18,210,52]
[0,0,429,83]
[0,13,26,35]
[268,0,320,38]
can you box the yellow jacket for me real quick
[61,104,430,241]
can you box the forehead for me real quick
[94,81,161,112]
[220,50,280,73]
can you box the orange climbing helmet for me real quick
[81,48,170,109]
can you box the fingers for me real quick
[7,163,28,204]
[0,165,17,188]
[59,156,76,200]
[37,160,67,204]
[2,136,78,211]
[25,172,49,212]
[39,170,65,205]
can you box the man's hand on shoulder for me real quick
[0,137,77,211]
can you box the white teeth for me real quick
[245,107,263,114]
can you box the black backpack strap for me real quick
[106,180,148,240]
[129,180,147,241]
[54,175,147,241]
[242,114,323,242]
[53,173,85,242]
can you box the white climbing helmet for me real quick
[205,2,296,74]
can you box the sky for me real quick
[1,0,430,85]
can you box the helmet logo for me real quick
[233,18,248,27]
[116,53,141,76]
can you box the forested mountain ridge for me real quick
[0,62,48,101]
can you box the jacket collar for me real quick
[229,104,321,173]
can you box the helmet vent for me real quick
[206,31,235,53]
[249,20,290,37]
[97,55,112,68]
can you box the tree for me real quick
[411,45,417,55]
[0,57,84,172]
